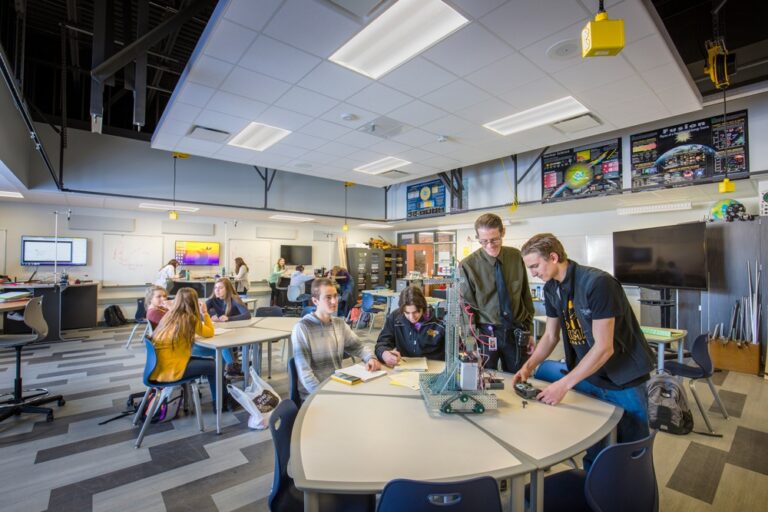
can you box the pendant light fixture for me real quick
[169,152,189,220]
[342,181,354,232]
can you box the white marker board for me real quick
[102,234,163,286]
[0,229,6,274]
[228,239,271,281]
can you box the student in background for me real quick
[267,257,287,306]
[233,257,249,294]
[289,264,314,307]
[145,285,170,329]
[328,266,355,317]
[155,259,180,291]
[376,286,445,367]
[206,278,250,322]
[291,278,380,399]
[150,288,227,409]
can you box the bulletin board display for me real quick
[407,179,446,219]
[630,109,748,189]
[541,138,622,202]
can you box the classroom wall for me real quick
[0,70,32,188]
[386,90,768,218]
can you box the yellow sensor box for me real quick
[582,12,624,57]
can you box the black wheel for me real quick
[58,398,66,407]
[46,412,54,422]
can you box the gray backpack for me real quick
[647,373,693,435]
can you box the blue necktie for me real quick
[495,259,513,328]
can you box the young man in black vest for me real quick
[513,233,654,469]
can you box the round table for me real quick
[289,360,622,511]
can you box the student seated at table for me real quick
[147,285,239,376]
[149,288,227,409]
[206,278,251,322]
[289,265,314,307]
[375,286,445,367]
[292,278,381,399]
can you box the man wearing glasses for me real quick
[459,213,535,373]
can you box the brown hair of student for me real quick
[152,288,199,350]
[234,257,248,274]
[520,233,568,263]
[161,259,179,271]
[398,286,428,315]
[145,285,167,309]
[210,277,245,316]
[474,213,505,235]
[311,277,335,299]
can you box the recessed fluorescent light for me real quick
[354,157,411,175]
[0,190,24,198]
[329,0,469,79]
[269,214,314,222]
[616,202,692,216]
[139,203,199,212]
[483,96,590,136]
[359,222,394,229]
[228,122,291,151]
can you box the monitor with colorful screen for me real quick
[174,241,221,266]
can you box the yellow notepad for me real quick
[331,372,362,385]
[394,357,428,372]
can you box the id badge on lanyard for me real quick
[488,326,497,351]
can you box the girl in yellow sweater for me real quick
[150,288,225,406]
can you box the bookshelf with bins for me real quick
[384,249,406,290]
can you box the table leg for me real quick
[303,491,319,512]
[677,337,685,364]
[268,339,272,379]
[242,345,250,387]
[656,341,666,372]
[215,348,222,435]
[527,470,543,512]
[509,475,525,512]
[609,425,618,445]
[255,343,262,376]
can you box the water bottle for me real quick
[221,266,226,276]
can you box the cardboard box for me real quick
[708,339,761,375]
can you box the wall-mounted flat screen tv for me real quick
[280,245,312,266]
[21,236,88,265]
[613,222,707,290]
[175,241,221,266]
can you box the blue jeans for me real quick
[192,344,235,365]
[534,360,649,471]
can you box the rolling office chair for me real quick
[378,476,502,512]
[525,433,658,512]
[285,285,307,317]
[268,400,375,512]
[664,334,729,435]
[0,297,66,423]
[133,338,204,448]
[124,298,150,349]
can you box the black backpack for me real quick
[104,305,128,327]
[647,373,694,435]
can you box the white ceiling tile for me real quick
[167,102,202,123]
[263,142,308,158]
[223,0,282,32]
[576,75,654,108]
[399,148,439,163]
[297,151,337,165]
[274,87,339,117]
[320,103,379,129]
[420,114,478,136]
[335,130,382,149]
[609,0,657,43]
[256,106,313,131]
[453,124,503,144]
[334,157,369,170]
[599,93,669,127]
[161,118,192,137]
[422,154,462,169]
[347,83,413,115]
[253,154,293,167]
[481,0,589,50]
[450,0,506,19]
[623,34,675,72]
[203,19,259,64]
[422,80,492,111]
[317,142,358,157]
[213,145,260,164]
[220,67,291,103]
[455,97,517,124]
[207,91,269,120]
[186,55,233,89]
[176,82,216,107]
[654,86,702,115]
[369,140,413,155]
[420,138,467,155]
[423,23,513,77]
[379,57,457,97]
[552,55,635,93]
[152,132,182,150]
[174,137,221,155]
[641,62,693,93]
[281,132,328,150]
[391,128,440,146]
[465,53,546,96]
[194,110,250,133]
[263,0,362,58]
[239,35,321,83]
[348,149,388,163]
[518,20,588,74]
[498,76,570,110]
[298,62,372,100]
[299,120,351,140]
[387,100,447,127]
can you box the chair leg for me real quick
[191,382,204,432]
[125,322,142,349]
[706,377,729,419]
[132,388,151,426]
[689,380,716,434]
[135,387,165,448]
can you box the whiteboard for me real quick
[0,229,5,274]
[103,234,164,286]
[228,239,271,281]
[586,235,614,274]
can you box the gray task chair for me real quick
[0,297,66,423]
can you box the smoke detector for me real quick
[547,39,580,61]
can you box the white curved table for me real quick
[290,360,622,512]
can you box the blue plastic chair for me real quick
[378,476,502,512]
[664,334,728,434]
[125,298,150,349]
[268,400,375,512]
[133,338,204,448]
[255,306,283,317]
[357,292,385,334]
[300,305,316,317]
[525,433,658,512]
[288,357,302,408]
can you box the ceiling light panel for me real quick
[483,96,590,136]
[616,202,692,216]
[0,191,24,198]
[354,156,412,175]
[329,0,469,79]
[139,203,199,212]
[358,223,394,229]
[228,122,292,151]
[269,214,315,222]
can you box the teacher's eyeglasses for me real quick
[477,238,502,247]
